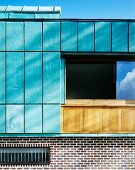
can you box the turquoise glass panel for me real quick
[25,105,42,133]
[43,104,60,133]
[129,22,135,52]
[6,52,24,103]
[0,13,8,19]
[49,13,60,19]
[61,22,77,51]
[0,106,5,133]
[43,52,60,103]
[116,61,135,99]
[35,13,60,19]
[78,22,94,51]
[9,13,35,19]
[0,22,5,51]
[6,22,24,51]
[61,58,65,104]
[0,53,5,103]
[25,22,42,51]
[43,22,60,51]
[95,22,111,52]
[112,22,128,52]
[25,52,42,103]
[6,105,24,133]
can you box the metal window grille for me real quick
[0,147,50,165]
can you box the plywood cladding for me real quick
[61,101,135,133]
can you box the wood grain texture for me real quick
[83,108,100,132]
[100,108,120,132]
[61,105,135,133]
[121,108,135,132]
[62,108,83,132]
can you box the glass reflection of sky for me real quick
[117,62,135,99]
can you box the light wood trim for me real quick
[65,99,135,107]
[61,105,135,134]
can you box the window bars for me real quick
[0,147,50,165]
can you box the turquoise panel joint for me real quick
[43,104,60,133]
[95,22,111,52]
[35,13,60,19]
[0,53,5,103]
[61,58,65,104]
[78,22,94,52]
[43,22,60,51]
[61,21,77,51]
[0,13,8,19]
[25,105,42,133]
[25,52,42,103]
[129,22,135,52]
[25,22,42,51]
[0,22,5,51]
[6,105,24,133]
[43,52,61,103]
[6,22,24,51]
[9,13,35,19]
[112,22,128,52]
[0,106,5,133]
[6,52,24,103]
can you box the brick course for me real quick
[0,137,135,169]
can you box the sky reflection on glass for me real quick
[117,62,135,99]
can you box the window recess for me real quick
[66,58,135,100]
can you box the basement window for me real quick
[0,147,50,165]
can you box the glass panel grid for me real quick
[129,22,135,52]
[95,22,111,52]
[78,22,94,52]
[25,52,42,103]
[0,20,134,135]
[25,105,42,133]
[25,22,42,51]
[43,22,60,51]
[1,51,61,134]
[112,22,128,52]
[6,22,24,51]
[61,21,77,51]
[0,22,5,51]
[6,105,24,133]
[6,52,24,103]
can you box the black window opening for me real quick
[0,147,50,165]
[66,60,116,99]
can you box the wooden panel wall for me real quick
[61,107,135,133]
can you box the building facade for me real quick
[0,6,135,169]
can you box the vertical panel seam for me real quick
[77,21,78,52]
[5,21,7,133]
[60,21,62,52]
[94,21,95,52]
[24,21,25,133]
[42,22,44,133]
[128,22,129,52]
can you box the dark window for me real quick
[66,61,116,99]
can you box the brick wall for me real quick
[0,137,135,169]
